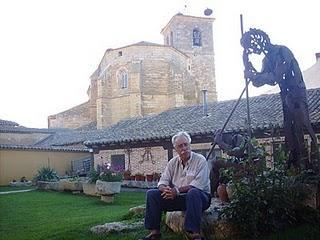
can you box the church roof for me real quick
[108,40,189,57]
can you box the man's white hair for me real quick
[171,131,192,146]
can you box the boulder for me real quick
[90,221,143,235]
[165,198,239,239]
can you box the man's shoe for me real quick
[140,233,161,240]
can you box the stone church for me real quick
[48,13,217,129]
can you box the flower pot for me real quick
[217,183,229,202]
[146,174,153,182]
[130,175,136,181]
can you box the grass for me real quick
[0,189,147,240]
[0,187,319,240]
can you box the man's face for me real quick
[174,136,191,160]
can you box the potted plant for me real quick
[135,172,145,182]
[123,170,131,181]
[34,166,60,190]
[217,168,232,202]
[83,169,100,196]
[152,172,161,182]
[146,173,154,182]
[95,164,123,203]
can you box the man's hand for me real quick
[160,186,178,200]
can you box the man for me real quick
[241,28,318,169]
[141,131,211,240]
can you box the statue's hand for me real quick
[214,129,223,144]
[244,63,257,80]
[252,78,265,87]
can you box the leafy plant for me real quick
[88,169,100,183]
[220,145,318,238]
[34,166,59,182]
[90,164,123,183]
[98,170,123,182]
[219,168,232,184]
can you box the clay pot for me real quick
[217,183,229,202]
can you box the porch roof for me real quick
[85,88,320,150]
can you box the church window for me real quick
[117,69,128,89]
[193,28,202,46]
[118,51,122,56]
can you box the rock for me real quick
[165,198,238,239]
[128,205,145,215]
[90,221,144,235]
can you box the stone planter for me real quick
[37,181,60,190]
[60,179,83,192]
[83,182,99,196]
[96,180,121,203]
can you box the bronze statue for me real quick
[241,28,318,169]
[210,129,264,195]
[210,129,249,194]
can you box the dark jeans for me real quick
[144,188,211,233]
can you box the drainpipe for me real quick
[202,89,208,116]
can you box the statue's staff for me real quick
[206,15,256,161]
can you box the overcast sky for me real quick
[0,0,319,128]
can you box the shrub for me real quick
[34,166,59,182]
[88,169,100,183]
[220,143,318,238]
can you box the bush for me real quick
[88,169,100,183]
[220,144,318,238]
[34,166,59,182]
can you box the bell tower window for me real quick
[193,28,202,46]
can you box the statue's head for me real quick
[241,28,271,54]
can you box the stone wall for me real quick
[161,14,217,102]
[95,45,190,129]
[93,142,218,176]
[94,147,167,175]
[48,101,91,129]
[48,14,218,130]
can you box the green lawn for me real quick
[0,189,145,240]
[0,188,318,240]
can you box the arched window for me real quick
[117,69,128,89]
[193,28,202,46]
